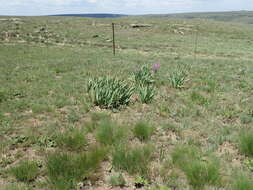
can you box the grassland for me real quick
[0,15,253,190]
[153,11,253,24]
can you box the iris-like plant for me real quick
[169,69,187,89]
[134,64,154,85]
[138,83,156,104]
[87,76,134,109]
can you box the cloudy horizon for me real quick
[0,0,252,16]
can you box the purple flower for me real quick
[152,63,161,73]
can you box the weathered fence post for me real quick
[112,23,116,56]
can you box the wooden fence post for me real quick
[112,23,116,56]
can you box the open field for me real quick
[0,15,253,190]
[152,11,253,24]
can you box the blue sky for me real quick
[0,0,252,16]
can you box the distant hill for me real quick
[51,11,253,24]
[149,11,253,24]
[51,13,127,18]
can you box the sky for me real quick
[0,0,252,16]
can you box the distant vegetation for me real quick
[150,11,253,24]
[52,11,253,24]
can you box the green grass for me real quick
[46,147,107,190]
[172,145,220,189]
[112,144,153,176]
[232,172,253,190]
[184,159,220,190]
[133,121,154,141]
[171,145,200,168]
[95,120,126,145]
[239,130,253,157]
[108,173,126,187]
[55,127,87,151]
[9,160,39,183]
[1,14,253,190]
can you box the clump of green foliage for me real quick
[46,146,107,190]
[10,160,39,182]
[134,65,156,103]
[112,144,153,176]
[109,173,126,187]
[87,76,134,109]
[96,120,126,146]
[184,159,220,189]
[55,127,87,151]
[169,69,187,89]
[239,130,253,157]
[232,172,253,190]
[133,121,154,141]
[172,145,220,190]
[134,64,154,85]
[138,83,156,103]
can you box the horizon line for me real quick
[0,10,252,17]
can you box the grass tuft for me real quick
[133,121,154,142]
[55,127,87,151]
[171,145,200,168]
[95,120,126,146]
[232,172,253,190]
[112,144,153,176]
[239,130,253,157]
[46,146,107,190]
[184,159,220,189]
[172,145,220,189]
[10,160,39,183]
[109,173,126,187]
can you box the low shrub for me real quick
[87,76,134,109]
